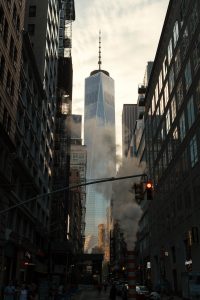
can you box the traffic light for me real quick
[146,181,153,200]
[134,183,144,202]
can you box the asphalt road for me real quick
[72,285,122,300]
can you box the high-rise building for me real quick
[0,0,26,285]
[122,104,138,157]
[98,223,105,251]
[144,0,200,294]
[84,33,116,249]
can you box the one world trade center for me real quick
[84,33,116,251]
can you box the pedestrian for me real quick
[109,284,116,300]
[4,281,15,300]
[19,283,28,300]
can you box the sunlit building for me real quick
[145,0,200,294]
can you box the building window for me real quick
[182,26,189,57]
[159,95,164,115]
[168,38,173,63]
[182,147,189,176]
[185,60,192,91]
[196,80,200,111]
[173,127,179,153]
[190,135,198,167]
[155,84,159,106]
[13,47,18,66]
[7,116,11,135]
[168,140,173,162]
[0,5,4,27]
[3,19,8,45]
[0,55,5,81]
[159,70,163,92]
[164,82,169,106]
[174,49,181,78]
[151,95,155,115]
[176,79,184,108]
[28,24,35,36]
[10,80,15,97]
[163,56,168,79]
[192,33,200,72]
[187,96,195,129]
[16,16,20,32]
[179,112,186,141]
[9,36,14,59]
[6,71,11,94]
[169,67,175,93]
[173,21,179,47]
[161,121,166,141]
[13,4,17,24]
[29,5,36,17]
[171,97,176,123]
[166,109,171,134]
[3,108,8,128]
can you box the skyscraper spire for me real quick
[98,30,102,70]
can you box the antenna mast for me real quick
[98,30,102,70]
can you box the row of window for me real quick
[150,1,199,119]
[146,1,200,181]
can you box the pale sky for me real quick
[72,0,169,156]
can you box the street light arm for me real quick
[0,173,147,215]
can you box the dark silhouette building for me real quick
[122,104,138,158]
[144,0,200,294]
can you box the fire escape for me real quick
[50,0,75,274]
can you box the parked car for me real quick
[136,285,149,294]
[136,285,150,298]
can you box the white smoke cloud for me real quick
[112,157,146,249]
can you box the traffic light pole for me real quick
[0,173,148,215]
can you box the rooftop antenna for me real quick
[98,30,102,70]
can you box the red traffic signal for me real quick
[146,181,153,200]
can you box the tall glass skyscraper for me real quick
[84,44,116,249]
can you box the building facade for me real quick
[70,115,87,251]
[144,0,200,294]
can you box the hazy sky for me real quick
[72,0,169,156]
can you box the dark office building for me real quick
[145,0,200,294]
